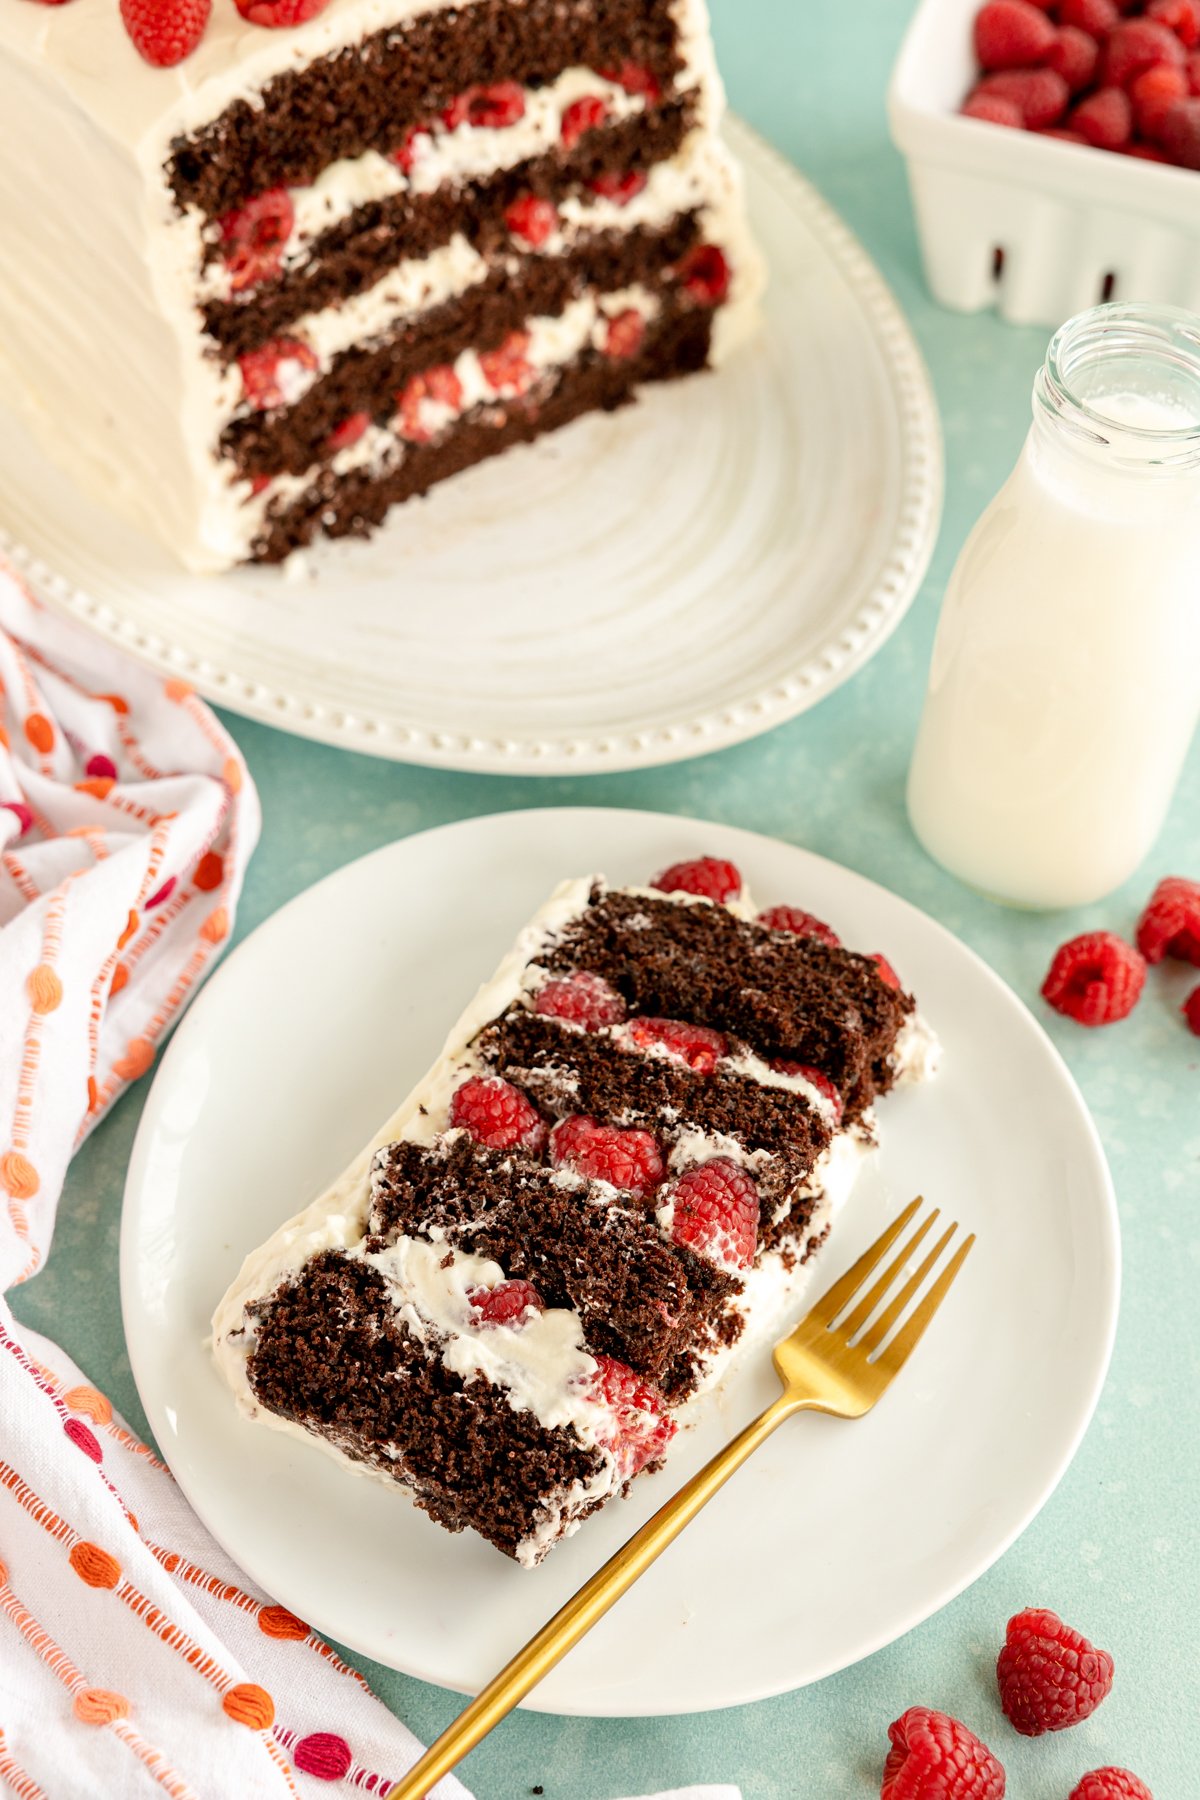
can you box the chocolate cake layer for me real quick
[247,1252,608,1559]
[203,103,695,357]
[225,214,703,480]
[251,305,712,561]
[541,892,914,1116]
[485,1011,832,1191]
[368,1137,735,1397]
[170,0,685,219]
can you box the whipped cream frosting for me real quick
[212,875,939,1561]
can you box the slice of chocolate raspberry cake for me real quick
[212,856,938,1566]
[1,0,763,571]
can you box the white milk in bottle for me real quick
[908,304,1200,909]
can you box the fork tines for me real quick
[814,1197,975,1373]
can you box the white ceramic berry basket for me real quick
[889,0,1200,326]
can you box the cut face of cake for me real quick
[1,0,764,571]
[212,858,939,1567]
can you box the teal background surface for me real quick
[12,3,1200,1795]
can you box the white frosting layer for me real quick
[213,875,938,1563]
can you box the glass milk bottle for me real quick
[907,304,1200,910]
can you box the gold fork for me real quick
[385,1197,974,1800]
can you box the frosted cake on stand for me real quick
[0,0,764,571]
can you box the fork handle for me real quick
[384,1393,806,1800]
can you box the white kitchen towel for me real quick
[0,560,470,1798]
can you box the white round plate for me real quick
[0,122,941,776]
[122,808,1117,1716]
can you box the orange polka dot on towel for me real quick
[200,907,229,945]
[0,1152,39,1200]
[113,1038,154,1082]
[0,725,9,749]
[193,851,224,892]
[65,1385,113,1424]
[222,1684,275,1730]
[24,713,54,753]
[257,1603,309,1640]
[164,678,194,702]
[110,962,130,998]
[117,911,139,951]
[27,964,63,1014]
[87,1076,100,1113]
[76,777,115,800]
[69,1542,121,1589]
[97,693,130,715]
[222,757,243,795]
[74,1689,129,1726]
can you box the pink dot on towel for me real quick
[146,877,177,908]
[64,1418,103,1463]
[294,1733,353,1780]
[1,801,34,836]
[86,753,118,781]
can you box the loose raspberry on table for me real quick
[602,309,646,359]
[667,1158,759,1268]
[1104,17,1186,86]
[770,1060,844,1122]
[1068,1771,1154,1800]
[551,1115,664,1194]
[479,331,534,394]
[324,411,371,456]
[219,189,293,293]
[1041,931,1146,1026]
[678,243,732,306]
[396,364,463,442]
[233,0,329,22]
[442,82,526,132]
[588,170,649,205]
[467,1279,544,1328]
[583,1353,675,1479]
[450,1076,546,1151]
[1049,25,1102,92]
[758,904,841,947]
[238,337,318,410]
[1071,83,1135,145]
[881,1707,1005,1800]
[560,95,610,150]
[996,1606,1114,1735]
[534,971,626,1031]
[1136,876,1200,964]
[1149,0,1200,46]
[962,91,1026,125]
[977,66,1071,126]
[975,0,1057,70]
[120,0,210,66]
[628,1016,728,1073]
[652,855,742,904]
[1183,984,1200,1034]
[505,194,558,247]
[599,60,664,104]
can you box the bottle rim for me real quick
[1035,302,1200,470]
